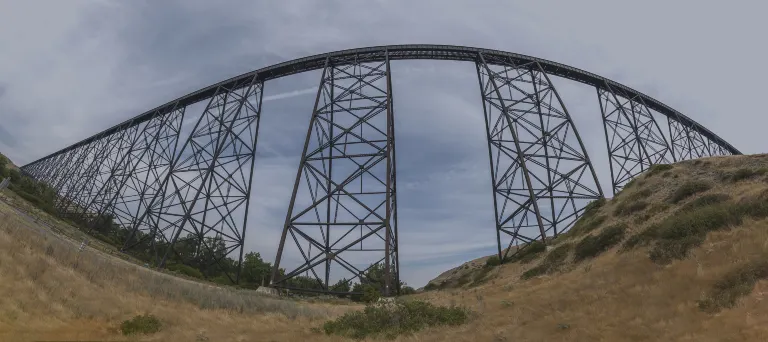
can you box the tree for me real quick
[241,252,272,287]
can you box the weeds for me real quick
[321,300,470,339]
[667,180,711,203]
[574,224,626,262]
[698,259,768,313]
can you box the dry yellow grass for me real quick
[0,200,361,342]
[3,154,768,341]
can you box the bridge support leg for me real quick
[271,52,399,297]
[122,76,264,283]
[476,53,603,262]
[597,82,674,194]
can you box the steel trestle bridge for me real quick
[20,45,739,296]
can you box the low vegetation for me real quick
[613,200,648,216]
[698,259,768,313]
[667,180,711,203]
[120,314,162,335]
[321,300,470,340]
[573,224,626,262]
[723,167,768,182]
[645,164,674,178]
[521,243,572,279]
[624,194,768,264]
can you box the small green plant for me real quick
[321,300,471,339]
[120,314,162,336]
[613,200,649,216]
[698,259,768,313]
[521,243,572,280]
[646,164,674,177]
[667,180,711,203]
[574,224,626,262]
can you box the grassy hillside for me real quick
[413,154,768,341]
[4,153,768,341]
[0,200,359,342]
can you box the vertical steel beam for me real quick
[598,82,673,194]
[476,53,603,261]
[271,52,397,296]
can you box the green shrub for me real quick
[646,196,768,264]
[568,214,606,237]
[167,263,204,279]
[613,200,649,216]
[120,314,161,335]
[485,255,501,267]
[667,180,711,203]
[521,243,572,280]
[574,224,626,262]
[698,259,768,313]
[399,286,416,295]
[322,300,470,339]
[646,164,673,177]
[680,193,731,211]
[362,285,381,303]
[507,240,546,264]
[728,168,768,182]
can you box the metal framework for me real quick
[19,45,739,295]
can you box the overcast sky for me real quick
[1,0,766,287]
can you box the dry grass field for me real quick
[0,200,361,342]
[2,154,768,341]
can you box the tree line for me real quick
[0,153,416,300]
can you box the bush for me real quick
[167,263,204,279]
[667,180,711,203]
[574,224,626,262]
[322,300,470,339]
[120,314,161,335]
[613,200,649,216]
[485,255,501,267]
[400,286,416,295]
[521,243,572,280]
[646,164,673,177]
[698,259,768,313]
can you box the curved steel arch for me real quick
[20,45,739,295]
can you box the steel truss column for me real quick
[271,52,398,296]
[476,53,603,262]
[667,114,731,160]
[87,106,184,240]
[59,123,135,219]
[597,82,674,194]
[123,76,264,283]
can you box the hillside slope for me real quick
[412,154,768,341]
[0,200,360,342]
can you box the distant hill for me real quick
[0,151,18,170]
